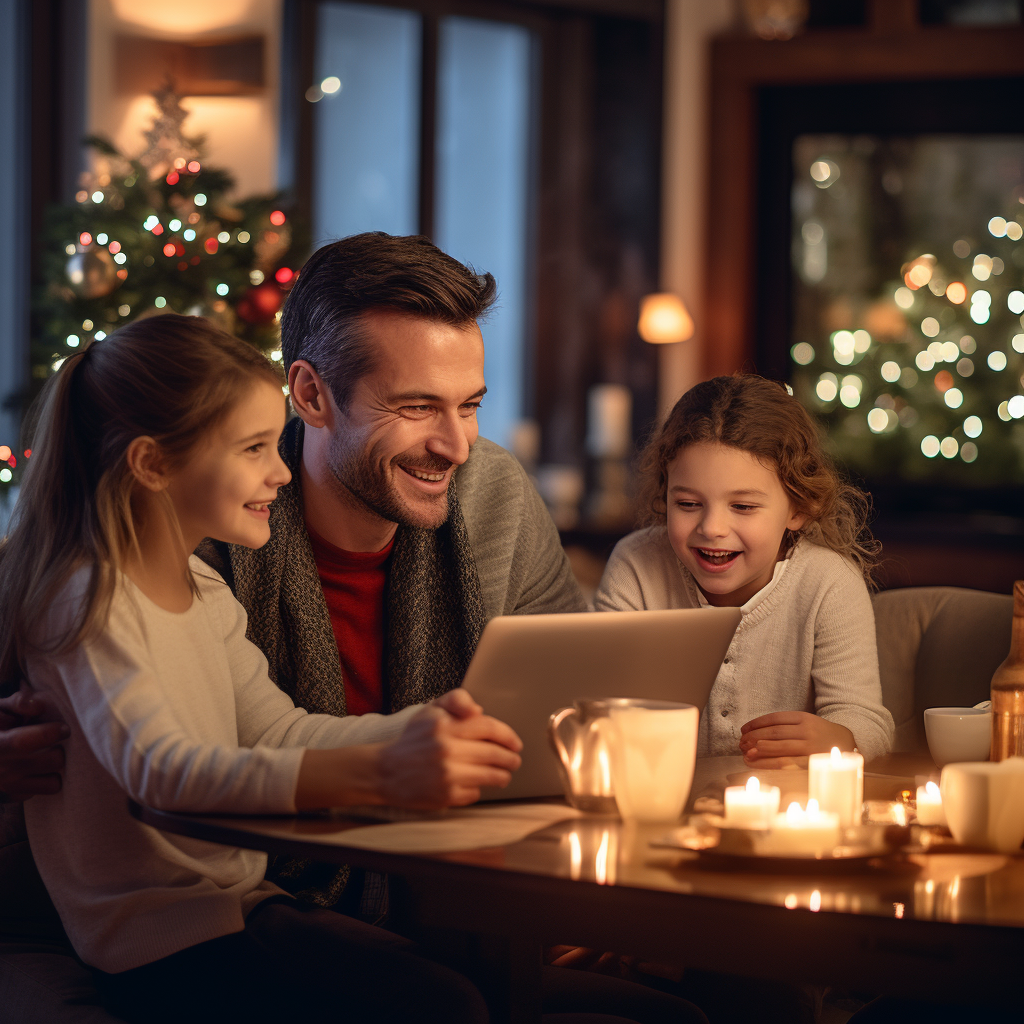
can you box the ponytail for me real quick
[0,315,282,683]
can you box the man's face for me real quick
[325,310,486,530]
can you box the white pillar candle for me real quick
[808,746,864,827]
[723,776,781,827]
[915,780,947,827]
[586,384,632,459]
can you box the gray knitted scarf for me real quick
[200,416,487,907]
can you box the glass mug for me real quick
[548,698,624,813]
[548,697,699,819]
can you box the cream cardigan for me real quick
[595,529,894,761]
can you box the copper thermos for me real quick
[991,580,1024,761]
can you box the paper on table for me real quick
[304,803,583,854]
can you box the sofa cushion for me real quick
[0,947,125,1023]
[0,804,68,944]
[873,587,1013,753]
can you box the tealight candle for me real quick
[808,746,864,827]
[915,780,947,827]
[755,799,841,857]
[723,776,781,828]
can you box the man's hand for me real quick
[739,712,855,769]
[378,697,522,809]
[0,684,69,802]
[430,687,483,720]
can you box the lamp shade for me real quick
[637,293,694,344]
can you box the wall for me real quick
[87,0,281,198]
[657,0,736,416]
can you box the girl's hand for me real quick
[544,946,640,979]
[739,712,855,769]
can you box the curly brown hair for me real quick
[635,375,879,582]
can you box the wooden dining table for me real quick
[132,753,1024,1023]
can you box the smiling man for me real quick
[199,232,587,907]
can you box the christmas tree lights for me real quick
[1,87,307,499]
[790,136,1024,502]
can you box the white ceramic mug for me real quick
[924,706,992,768]
[605,701,699,822]
[940,758,1024,853]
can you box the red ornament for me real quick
[236,281,284,324]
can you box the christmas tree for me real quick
[789,137,1024,506]
[0,86,307,497]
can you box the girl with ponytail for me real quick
[0,314,516,1024]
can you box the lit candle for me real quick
[915,780,947,827]
[808,746,864,827]
[761,799,841,856]
[724,776,781,827]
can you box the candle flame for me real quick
[806,798,820,815]
[809,889,821,912]
[745,776,760,794]
[786,801,803,822]
[830,746,842,762]
[925,780,940,798]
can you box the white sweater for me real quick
[24,557,419,973]
[595,529,894,762]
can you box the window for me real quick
[305,2,536,450]
[312,3,421,240]
[434,16,533,447]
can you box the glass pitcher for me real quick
[548,697,644,814]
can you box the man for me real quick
[198,232,588,908]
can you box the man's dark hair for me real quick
[281,232,497,410]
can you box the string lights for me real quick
[1,90,306,498]
[790,140,1024,488]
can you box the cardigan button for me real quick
[723,657,731,664]
[721,709,729,717]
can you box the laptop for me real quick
[461,607,741,801]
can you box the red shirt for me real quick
[306,524,394,717]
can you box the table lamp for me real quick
[637,293,694,344]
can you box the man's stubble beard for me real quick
[326,429,452,531]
